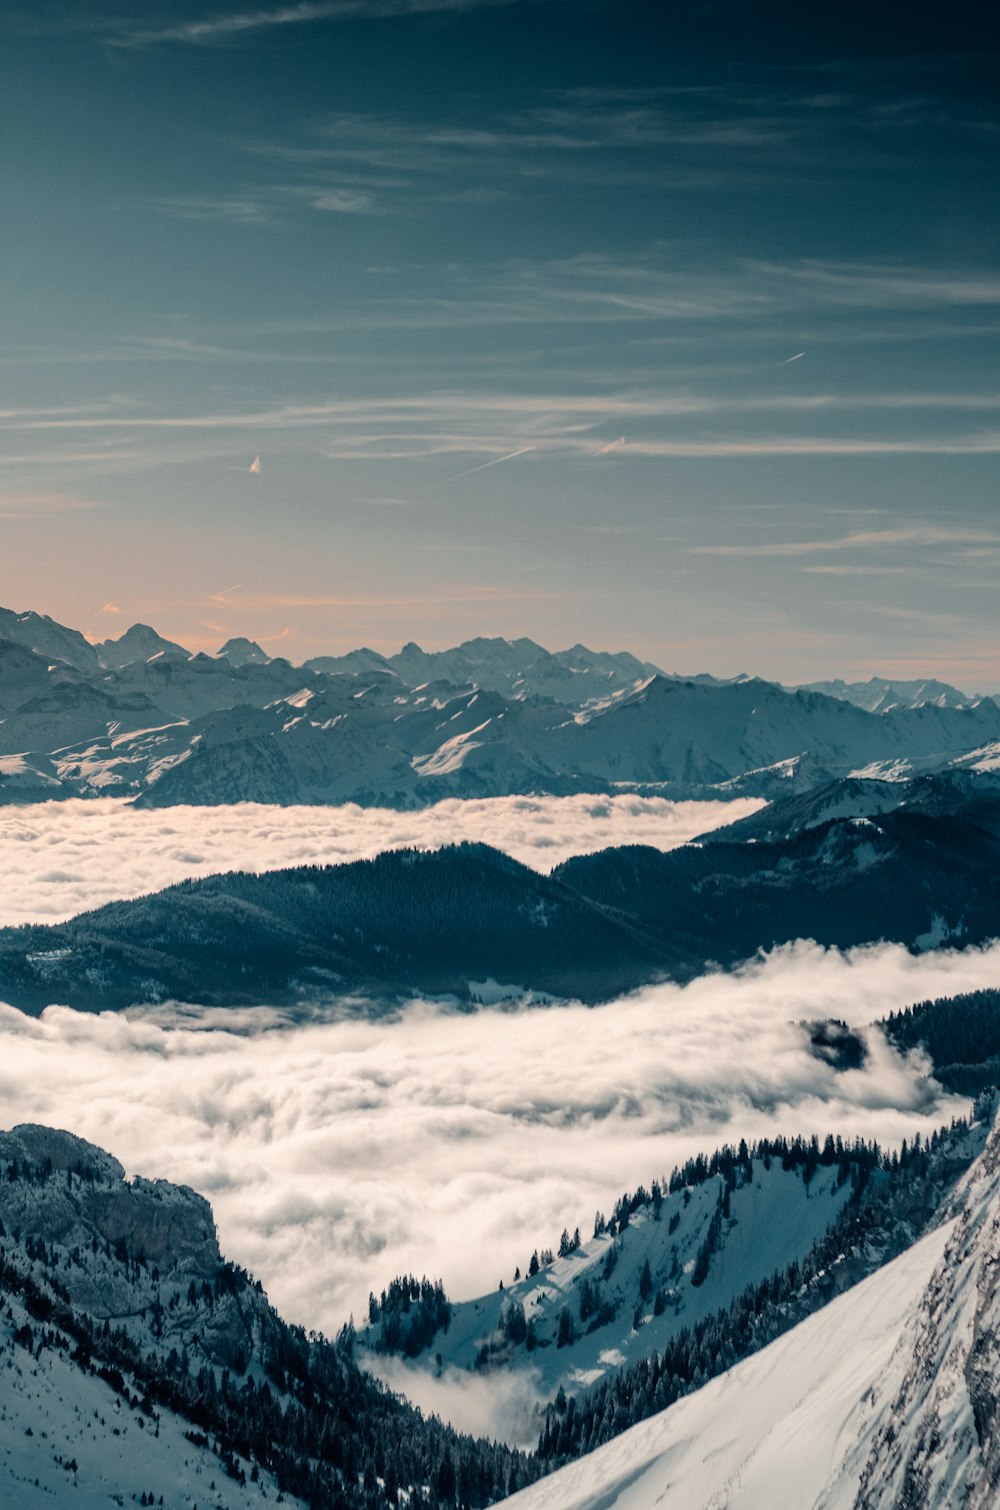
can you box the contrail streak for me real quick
[782,352,806,364]
[442,446,536,483]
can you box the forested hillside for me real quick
[3,791,1000,1016]
[0,1124,534,1509]
[882,987,1000,1093]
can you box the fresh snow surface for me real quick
[951,738,1000,773]
[361,1161,857,1419]
[500,1221,953,1510]
[846,758,914,782]
[0,1297,301,1509]
[503,1103,1000,1510]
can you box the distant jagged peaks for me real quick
[1,600,1000,810]
[796,673,988,712]
[0,604,101,673]
[216,634,271,667]
[96,621,190,669]
[0,600,993,711]
[302,634,660,704]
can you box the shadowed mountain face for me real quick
[554,799,1000,971]
[695,768,1000,846]
[0,1123,532,1509]
[0,844,677,1014]
[1,784,998,1015]
[2,605,1000,808]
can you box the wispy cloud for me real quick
[206,585,555,608]
[5,385,1000,481]
[113,0,519,48]
[0,490,100,519]
[692,527,1000,558]
[150,195,273,224]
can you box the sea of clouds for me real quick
[3,791,998,1441]
[2,939,996,1347]
[0,794,763,925]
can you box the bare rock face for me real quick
[964,1178,1000,1500]
[0,1123,261,1371]
[851,1109,1000,1507]
[2,1122,125,1180]
[1,1123,217,1269]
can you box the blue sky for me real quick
[2,0,999,686]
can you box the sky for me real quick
[1,1,999,686]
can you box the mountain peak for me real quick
[97,621,190,669]
[216,635,271,666]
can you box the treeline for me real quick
[0,843,669,1014]
[552,803,1000,971]
[882,988,1000,1093]
[589,1134,886,1251]
[536,1113,979,1466]
[367,1276,451,1357]
[0,1155,536,1510]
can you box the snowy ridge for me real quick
[4,605,1000,808]
[1,1291,297,1509]
[0,1123,530,1510]
[500,1105,1000,1510]
[848,1108,1000,1504]
[360,1154,861,1412]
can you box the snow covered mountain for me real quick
[3,1101,997,1508]
[359,1140,887,1415]
[796,673,997,714]
[0,1123,530,1510]
[303,638,662,710]
[95,622,191,670]
[0,606,102,674]
[696,767,1000,846]
[3,605,1000,807]
[501,1102,1000,1509]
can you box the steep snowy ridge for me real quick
[361,1155,862,1410]
[0,1123,303,1507]
[499,1106,1000,1510]
[847,1109,1000,1505]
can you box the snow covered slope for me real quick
[360,1153,860,1410]
[501,1107,1000,1510]
[0,1292,299,1509]
[501,1222,953,1510]
[0,1122,528,1510]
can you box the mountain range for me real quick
[2,605,999,808]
